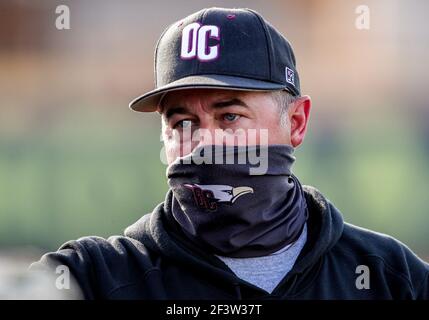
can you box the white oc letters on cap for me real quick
[180,23,220,62]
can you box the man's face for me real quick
[158,88,310,164]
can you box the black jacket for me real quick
[31,186,429,299]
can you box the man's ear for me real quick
[289,95,311,148]
[157,92,168,114]
[156,104,163,115]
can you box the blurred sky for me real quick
[0,0,428,259]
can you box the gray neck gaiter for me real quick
[166,144,308,258]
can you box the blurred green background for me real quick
[0,0,428,260]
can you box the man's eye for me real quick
[223,113,240,122]
[174,119,192,129]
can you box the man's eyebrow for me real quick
[162,98,248,120]
[164,106,190,120]
[213,98,249,109]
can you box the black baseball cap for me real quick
[129,7,300,112]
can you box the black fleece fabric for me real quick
[31,186,429,299]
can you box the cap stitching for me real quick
[154,22,176,88]
[244,9,272,81]
[196,8,210,76]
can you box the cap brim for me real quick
[129,74,287,112]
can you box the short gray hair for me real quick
[271,90,297,126]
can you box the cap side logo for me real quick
[285,67,295,85]
[180,22,220,62]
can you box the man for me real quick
[31,7,428,299]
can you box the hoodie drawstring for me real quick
[155,255,162,268]
[150,255,168,299]
[233,282,242,300]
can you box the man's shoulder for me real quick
[31,233,157,282]
[62,234,146,252]
[37,234,153,267]
[335,222,429,280]
[340,223,423,259]
[303,184,429,274]
[30,234,157,299]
